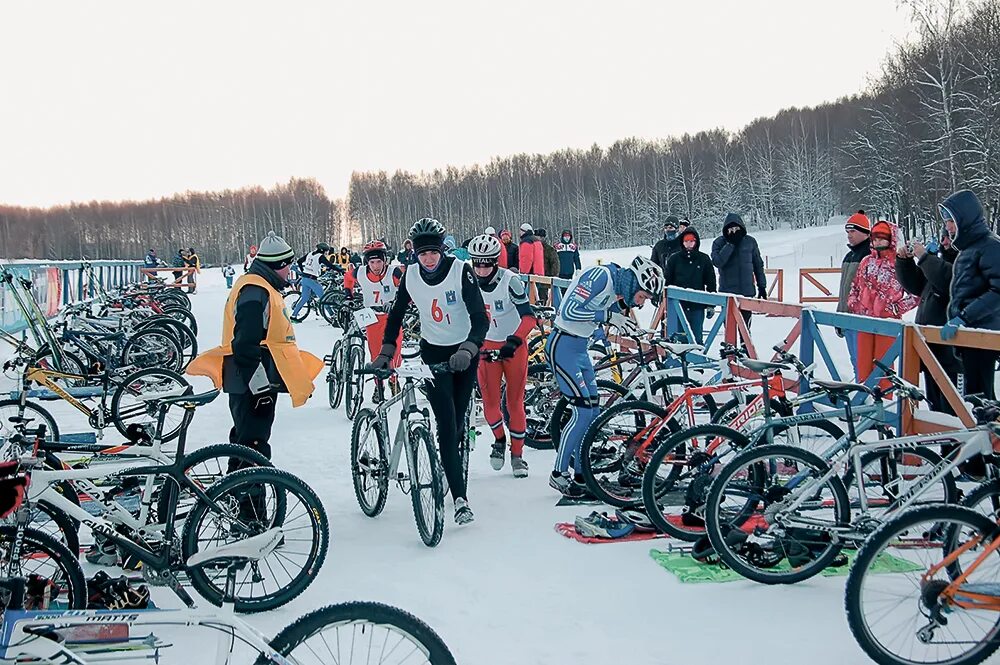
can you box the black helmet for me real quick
[409,218,445,239]
[316,242,331,252]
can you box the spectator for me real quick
[143,249,162,281]
[679,219,691,233]
[940,189,1000,400]
[171,248,187,288]
[664,226,716,344]
[184,247,201,294]
[222,264,236,289]
[836,211,872,373]
[500,229,518,272]
[896,229,960,413]
[847,220,918,383]
[243,245,258,273]
[710,213,767,329]
[483,226,506,268]
[517,224,544,302]
[349,250,362,267]
[444,234,470,261]
[537,229,560,304]
[335,247,352,270]
[651,216,682,273]
[396,239,415,266]
[555,229,582,280]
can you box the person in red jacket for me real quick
[344,240,404,401]
[468,234,536,478]
[847,220,918,383]
[517,223,544,301]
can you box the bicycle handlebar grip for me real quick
[356,367,392,380]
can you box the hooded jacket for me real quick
[837,237,871,313]
[710,213,767,298]
[943,190,1000,330]
[518,231,544,275]
[539,233,560,277]
[500,232,518,272]
[555,231,582,277]
[895,243,958,326]
[665,228,717,307]
[651,233,681,273]
[847,222,918,319]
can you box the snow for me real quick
[0,222,941,664]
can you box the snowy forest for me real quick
[3,0,1000,260]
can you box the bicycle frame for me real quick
[370,374,430,482]
[926,518,1000,612]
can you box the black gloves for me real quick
[724,225,746,244]
[368,344,396,371]
[835,327,845,338]
[757,288,767,300]
[499,335,523,359]
[449,341,480,372]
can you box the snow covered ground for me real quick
[0,222,919,664]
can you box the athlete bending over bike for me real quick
[468,234,537,478]
[292,242,337,320]
[345,240,404,402]
[546,256,663,497]
[373,218,488,525]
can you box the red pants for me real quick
[855,332,894,389]
[365,316,402,368]
[477,341,528,456]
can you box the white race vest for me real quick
[408,260,472,345]
[302,251,324,278]
[358,268,398,308]
[484,269,522,342]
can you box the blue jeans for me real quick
[292,276,323,318]
[546,330,599,475]
[681,304,705,345]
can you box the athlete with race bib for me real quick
[373,219,489,525]
[345,240,404,402]
[292,242,336,319]
[467,234,536,478]
[546,256,663,497]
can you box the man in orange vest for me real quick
[188,231,323,464]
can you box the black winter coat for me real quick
[710,215,766,298]
[895,248,957,326]
[651,235,681,273]
[664,230,717,307]
[943,190,1000,330]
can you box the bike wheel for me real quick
[139,317,197,369]
[647,376,717,422]
[157,443,273,536]
[345,343,365,421]
[161,305,198,336]
[641,423,752,540]
[704,443,851,584]
[285,290,311,323]
[121,327,183,371]
[351,408,389,517]
[260,601,457,665]
[30,498,81,556]
[407,423,444,548]
[504,363,559,450]
[110,367,192,442]
[578,400,681,507]
[317,292,343,326]
[0,525,87,610]
[327,341,345,409]
[842,446,957,515]
[751,419,845,457]
[963,478,1000,521]
[711,396,788,429]
[845,505,1000,665]
[548,379,631,452]
[33,348,89,387]
[182,467,329,613]
[0,400,60,448]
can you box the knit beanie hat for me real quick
[871,220,892,240]
[412,232,444,254]
[256,231,295,268]
[845,210,871,234]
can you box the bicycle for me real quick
[5,390,329,613]
[324,298,370,419]
[350,362,451,547]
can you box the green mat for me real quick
[648,548,923,584]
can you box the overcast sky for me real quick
[0,0,915,208]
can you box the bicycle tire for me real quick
[579,399,681,507]
[841,445,957,511]
[0,525,87,610]
[750,419,845,456]
[962,478,1000,520]
[161,306,199,336]
[259,601,457,665]
[505,363,559,450]
[284,290,311,323]
[845,505,1000,665]
[182,467,329,613]
[121,328,183,372]
[647,376,718,421]
[156,289,191,311]
[641,423,751,540]
[345,343,365,421]
[548,379,631,452]
[110,367,192,442]
[327,341,345,409]
[33,348,89,387]
[139,317,197,368]
[351,408,389,517]
[407,423,444,548]
[705,443,851,584]
[317,291,342,326]
[32,495,81,556]
[0,399,61,444]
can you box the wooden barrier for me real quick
[140,267,198,288]
[764,268,784,302]
[799,267,841,304]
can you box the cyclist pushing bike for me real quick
[467,234,537,478]
[372,218,488,525]
[291,242,338,320]
[345,240,405,402]
[546,255,663,498]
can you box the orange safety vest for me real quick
[187,274,323,407]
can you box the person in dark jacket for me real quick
[396,239,415,266]
[536,229,560,304]
[664,227,717,344]
[651,216,681,273]
[939,189,1000,400]
[710,212,767,329]
[500,229,518,272]
[170,249,187,286]
[896,231,960,413]
[555,229,582,279]
[836,211,872,375]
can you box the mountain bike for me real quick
[324,299,370,418]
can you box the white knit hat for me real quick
[484,226,497,235]
[256,231,295,266]
[519,223,533,232]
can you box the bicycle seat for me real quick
[159,389,221,407]
[185,527,284,567]
[657,341,702,356]
[811,379,875,396]
[740,359,791,375]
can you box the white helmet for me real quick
[468,234,502,264]
[631,255,664,297]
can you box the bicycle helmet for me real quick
[362,240,387,262]
[630,255,664,297]
[467,234,502,265]
[409,217,446,239]
[316,242,331,252]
